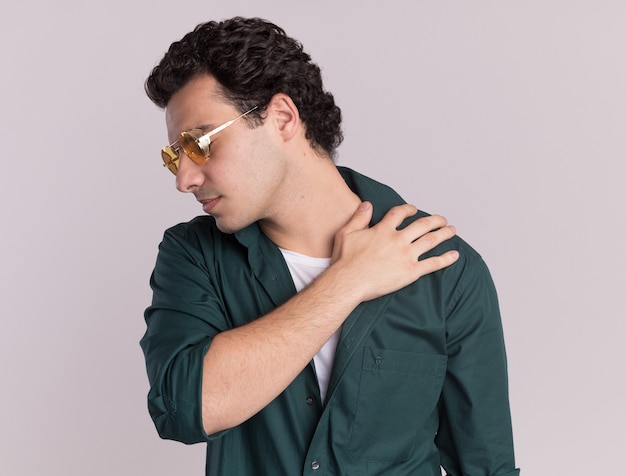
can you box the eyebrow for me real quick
[168,123,215,146]
[176,124,212,135]
[183,122,220,136]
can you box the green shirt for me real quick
[141,167,520,475]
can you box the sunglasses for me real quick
[161,106,258,175]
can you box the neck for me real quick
[259,159,361,258]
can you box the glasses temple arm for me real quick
[204,105,259,139]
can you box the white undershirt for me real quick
[279,248,339,403]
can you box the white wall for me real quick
[1,1,624,474]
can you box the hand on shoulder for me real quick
[330,202,459,302]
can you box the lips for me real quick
[199,197,221,214]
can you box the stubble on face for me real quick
[165,75,295,235]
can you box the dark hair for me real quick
[145,17,343,158]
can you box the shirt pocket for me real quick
[348,347,447,463]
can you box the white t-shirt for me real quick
[279,248,339,403]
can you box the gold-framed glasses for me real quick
[161,106,258,175]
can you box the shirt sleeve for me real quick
[140,226,225,444]
[436,250,520,476]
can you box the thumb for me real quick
[331,202,373,264]
[340,201,373,234]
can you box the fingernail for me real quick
[359,202,371,211]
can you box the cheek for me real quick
[201,155,238,190]
[214,128,282,195]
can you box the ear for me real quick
[266,93,300,142]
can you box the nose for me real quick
[175,154,205,193]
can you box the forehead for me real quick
[165,75,235,139]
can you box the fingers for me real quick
[385,208,457,266]
[378,205,452,245]
[414,250,460,276]
[377,204,448,239]
[378,203,419,229]
[409,221,456,256]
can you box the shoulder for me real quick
[345,167,491,276]
[157,216,243,268]
[164,215,218,240]
[162,215,236,248]
[343,167,497,311]
[402,209,495,311]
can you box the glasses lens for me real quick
[180,130,210,165]
[161,147,179,175]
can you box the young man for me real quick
[140,17,519,476]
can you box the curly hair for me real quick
[145,17,343,159]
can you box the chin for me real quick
[213,216,250,235]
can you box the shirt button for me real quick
[306,396,314,405]
[311,461,320,470]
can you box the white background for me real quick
[1,1,624,474]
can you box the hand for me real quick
[331,202,459,302]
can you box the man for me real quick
[140,17,519,476]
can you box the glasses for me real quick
[161,106,258,175]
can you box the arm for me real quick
[436,252,519,476]
[141,202,458,441]
[202,202,458,434]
